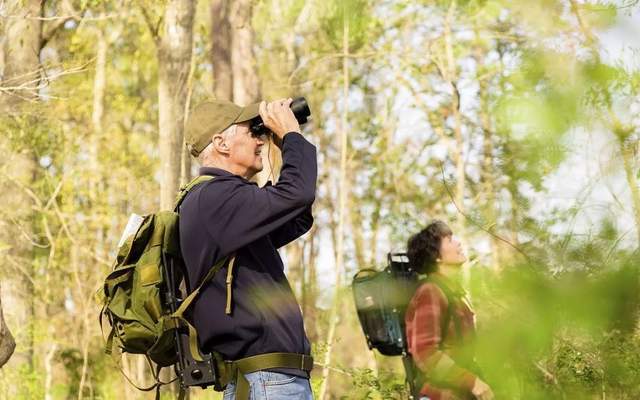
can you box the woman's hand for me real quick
[471,378,494,400]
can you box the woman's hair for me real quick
[407,220,453,274]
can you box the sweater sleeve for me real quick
[268,205,313,249]
[199,132,317,256]
[405,283,477,393]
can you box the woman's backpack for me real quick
[352,253,419,356]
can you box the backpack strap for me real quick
[408,275,465,396]
[426,274,463,344]
[225,256,237,315]
[174,175,215,211]
[170,254,236,361]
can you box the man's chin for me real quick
[247,164,263,177]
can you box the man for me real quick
[180,98,317,400]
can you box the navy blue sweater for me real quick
[178,132,316,373]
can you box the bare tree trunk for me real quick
[80,32,108,397]
[479,94,501,269]
[302,225,318,343]
[227,0,281,187]
[0,0,43,111]
[0,284,16,368]
[0,0,43,376]
[473,25,501,270]
[367,202,381,266]
[212,0,278,187]
[211,0,233,101]
[181,43,197,185]
[319,15,350,400]
[349,196,366,269]
[157,0,196,210]
[90,28,107,190]
[43,341,57,400]
[228,0,260,106]
[507,176,520,247]
[442,0,471,288]
[121,354,136,400]
[621,141,640,244]
[443,0,465,225]
[153,1,197,392]
[285,242,304,298]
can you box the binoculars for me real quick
[249,97,311,137]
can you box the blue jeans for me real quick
[223,371,314,400]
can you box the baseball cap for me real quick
[185,99,260,157]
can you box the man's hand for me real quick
[259,98,300,141]
[471,378,494,400]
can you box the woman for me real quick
[405,220,494,400]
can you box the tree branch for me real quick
[0,61,91,101]
[139,6,162,43]
[439,163,531,259]
[40,0,85,49]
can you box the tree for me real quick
[0,0,44,374]
[211,0,233,101]
[210,0,272,184]
[145,0,197,210]
[228,0,260,105]
[0,284,16,368]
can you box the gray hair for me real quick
[197,124,238,165]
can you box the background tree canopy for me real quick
[0,0,639,399]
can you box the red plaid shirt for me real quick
[405,274,478,400]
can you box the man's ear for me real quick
[212,134,230,155]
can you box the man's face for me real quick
[225,122,266,178]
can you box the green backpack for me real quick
[99,175,231,390]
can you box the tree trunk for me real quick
[211,0,233,101]
[154,1,196,392]
[0,0,43,375]
[479,92,501,269]
[285,242,304,298]
[621,141,640,244]
[367,202,381,266]
[227,0,280,187]
[157,0,196,210]
[349,196,366,269]
[443,0,465,226]
[319,15,350,400]
[302,225,318,343]
[43,341,57,399]
[181,44,197,185]
[473,24,501,270]
[89,25,108,259]
[228,0,260,106]
[1,0,43,111]
[0,284,16,368]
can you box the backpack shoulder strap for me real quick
[174,175,215,211]
[170,254,235,362]
[423,275,463,345]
